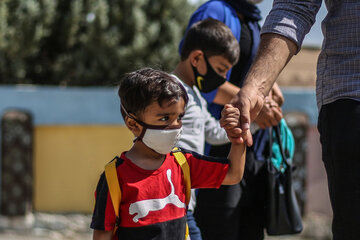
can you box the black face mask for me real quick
[191,56,227,93]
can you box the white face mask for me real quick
[121,104,182,154]
[142,127,183,154]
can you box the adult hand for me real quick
[230,84,266,146]
[230,34,297,146]
[254,97,283,129]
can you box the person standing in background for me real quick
[179,1,284,239]
[230,1,360,239]
[173,18,240,240]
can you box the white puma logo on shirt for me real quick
[129,169,186,223]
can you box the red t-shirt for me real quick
[91,148,229,240]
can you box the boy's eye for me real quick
[160,116,169,121]
[159,113,184,123]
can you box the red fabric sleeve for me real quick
[184,150,229,189]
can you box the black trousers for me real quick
[194,144,266,240]
[317,99,360,240]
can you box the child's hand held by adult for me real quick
[220,104,243,144]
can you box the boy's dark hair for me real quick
[180,18,240,65]
[118,68,189,117]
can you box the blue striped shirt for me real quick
[261,0,360,109]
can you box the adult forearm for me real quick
[244,33,298,97]
[230,33,297,145]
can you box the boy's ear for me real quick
[124,116,142,137]
[189,50,204,67]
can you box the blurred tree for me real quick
[0,0,194,86]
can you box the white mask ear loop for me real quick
[120,104,146,142]
[121,104,133,119]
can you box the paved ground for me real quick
[0,212,332,240]
[0,213,92,240]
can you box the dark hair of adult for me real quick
[118,67,189,117]
[180,18,240,65]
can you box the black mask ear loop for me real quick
[120,104,147,142]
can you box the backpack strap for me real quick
[172,147,191,206]
[104,157,121,236]
[172,147,191,240]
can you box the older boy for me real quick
[172,18,240,240]
[173,18,240,153]
[91,68,246,240]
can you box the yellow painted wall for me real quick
[33,125,133,213]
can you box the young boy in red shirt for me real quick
[91,68,246,240]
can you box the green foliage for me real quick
[0,0,194,86]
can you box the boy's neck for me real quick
[125,141,166,170]
[172,61,194,87]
